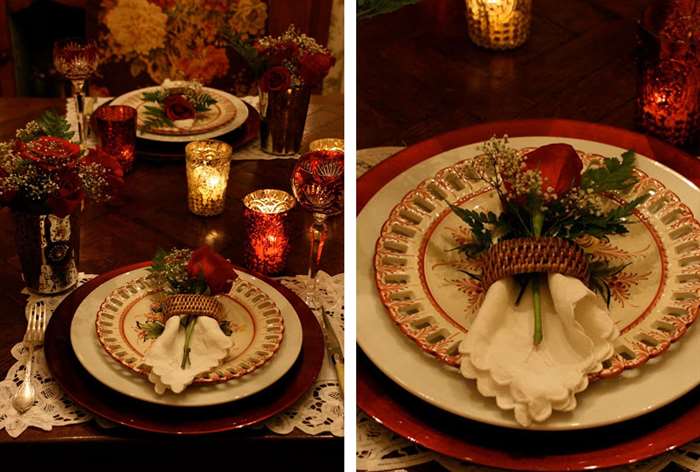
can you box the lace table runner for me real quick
[66,95,300,161]
[357,146,700,472]
[0,272,343,439]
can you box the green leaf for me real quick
[581,150,638,194]
[142,90,168,103]
[219,320,233,336]
[225,31,267,78]
[185,90,217,113]
[136,320,165,340]
[35,110,74,141]
[140,106,174,132]
[357,0,421,20]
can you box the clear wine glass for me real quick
[291,149,344,308]
[53,38,99,146]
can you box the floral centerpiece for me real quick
[97,0,268,96]
[450,137,649,426]
[232,26,336,155]
[139,82,217,132]
[142,246,236,383]
[0,111,123,293]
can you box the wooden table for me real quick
[358,0,654,149]
[0,94,344,470]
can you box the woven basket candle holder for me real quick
[162,294,224,321]
[481,237,590,291]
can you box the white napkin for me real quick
[143,316,233,394]
[459,273,619,427]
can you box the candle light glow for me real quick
[309,138,344,153]
[243,189,296,275]
[638,58,700,146]
[185,140,232,216]
[465,0,531,50]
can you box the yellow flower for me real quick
[229,0,267,36]
[104,0,168,56]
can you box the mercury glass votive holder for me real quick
[94,105,137,173]
[465,0,532,50]
[309,138,344,152]
[243,189,296,275]
[185,140,233,216]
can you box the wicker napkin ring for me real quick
[162,294,224,322]
[481,237,589,291]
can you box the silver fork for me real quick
[12,301,47,414]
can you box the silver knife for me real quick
[320,305,344,395]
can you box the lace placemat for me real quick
[66,95,299,161]
[0,271,343,439]
[357,146,700,472]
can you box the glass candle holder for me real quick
[309,138,344,152]
[465,0,532,50]
[636,2,700,148]
[185,140,233,216]
[94,105,137,173]
[243,189,296,275]
[638,59,700,146]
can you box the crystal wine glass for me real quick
[291,149,344,308]
[53,39,99,146]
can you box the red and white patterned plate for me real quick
[95,273,284,384]
[374,149,700,379]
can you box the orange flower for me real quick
[174,46,230,84]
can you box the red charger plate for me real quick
[357,119,700,470]
[45,261,324,435]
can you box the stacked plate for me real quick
[109,85,258,160]
[357,120,700,470]
[45,262,324,434]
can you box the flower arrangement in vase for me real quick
[232,26,336,155]
[0,111,124,293]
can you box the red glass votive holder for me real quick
[94,105,137,172]
[636,2,700,148]
[243,189,296,275]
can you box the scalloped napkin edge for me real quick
[459,273,619,427]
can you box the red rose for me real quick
[187,245,238,295]
[47,171,83,217]
[18,136,81,172]
[299,52,335,87]
[523,143,583,197]
[81,148,124,197]
[259,66,292,92]
[163,94,196,121]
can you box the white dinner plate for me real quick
[71,268,303,407]
[357,136,700,431]
[111,86,249,143]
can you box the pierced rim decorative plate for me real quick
[374,148,700,380]
[111,86,249,142]
[95,276,284,384]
